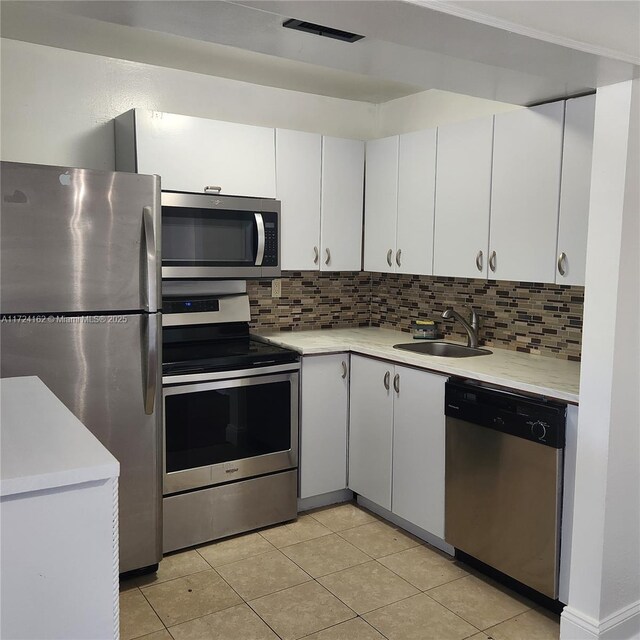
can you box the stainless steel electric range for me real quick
[161,282,300,552]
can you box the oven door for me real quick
[163,369,298,495]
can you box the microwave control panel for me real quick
[262,212,279,266]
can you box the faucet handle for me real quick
[470,308,479,331]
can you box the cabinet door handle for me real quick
[313,246,319,265]
[341,361,348,379]
[386,249,393,267]
[558,252,567,276]
[393,373,400,394]
[325,248,331,265]
[204,185,222,193]
[476,250,483,272]
[489,250,497,273]
[396,249,402,267]
[383,371,390,390]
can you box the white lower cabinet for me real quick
[392,366,446,538]
[299,354,350,499]
[348,356,394,509]
[348,355,446,537]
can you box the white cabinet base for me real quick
[1,478,119,640]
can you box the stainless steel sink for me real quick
[393,341,492,358]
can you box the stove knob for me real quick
[530,421,548,440]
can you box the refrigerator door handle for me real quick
[142,206,158,313]
[143,314,158,415]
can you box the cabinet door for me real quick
[321,136,365,271]
[364,136,399,273]
[276,129,322,271]
[348,356,394,510]
[134,110,276,198]
[489,103,564,283]
[392,367,446,537]
[434,117,493,278]
[300,354,349,499]
[556,95,596,286]
[396,128,437,276]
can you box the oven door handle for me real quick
[255,213,265,267]
[143,313,158,415]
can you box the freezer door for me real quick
[0,313,162,574]
[0,162,160,314]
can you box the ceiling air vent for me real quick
[282,19,365,43]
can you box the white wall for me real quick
[561,78,639,640]
[0,38,520,171]
[374,88,520,137]
[0,38,375,171]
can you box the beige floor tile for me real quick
[141,569,242,627]
[318,560,419,615]
[308,503,378,532]
[260,514,332,548]
[487,607,560,640]
[378,545,468,590]
[427,574,531,630]
[216,550,311,600]
[249,580,356,640]
[464,634,491,639]
[364,592,477,640]
[281,533,370,577]
[136,631,173,640]
[119,589,164,640]
[197,532,276,568]
[302,618,386,640]
[169,604,279,640]
[125,550,212,589]
[338,521,420,558]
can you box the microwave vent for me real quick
[282,18,365,43]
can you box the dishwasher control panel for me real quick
[445,379,566,448]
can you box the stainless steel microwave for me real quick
[161,191,280,279]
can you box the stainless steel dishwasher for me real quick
[444,379,566,600]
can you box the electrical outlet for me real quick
[271,278,282,298]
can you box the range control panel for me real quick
[163,297,220,314]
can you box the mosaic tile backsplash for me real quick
[248,271,584,361]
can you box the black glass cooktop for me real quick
[162,323,298,375]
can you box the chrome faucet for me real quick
[441,307,480,348]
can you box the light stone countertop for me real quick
[0,376,119,497]
[253,327,580,404]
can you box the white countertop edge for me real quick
[253,329,580,404]
[1,376,121,497]
[1,461,119,498]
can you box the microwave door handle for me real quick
[255,213,265,267]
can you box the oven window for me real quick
[165,380,291,473]
[162,207,255,266]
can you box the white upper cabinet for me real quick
[396,129,437,276]
[116,110,276,198]
[489,102,565,283]
[321,136,365,271]
[556,95,596,286]
[364,136,399,273]
[275,129,322,271]
[434,117,494,279]
[364,129,436,275]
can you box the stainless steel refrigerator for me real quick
[0,161,162,574]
